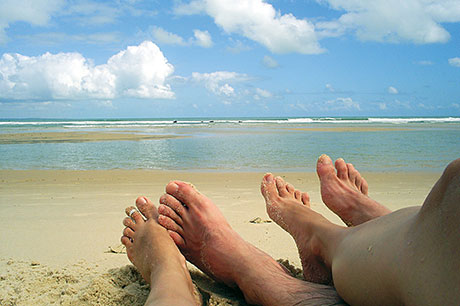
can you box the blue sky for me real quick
[0,0,459,118]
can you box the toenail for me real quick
[318,154,329,163]
[137,197,146,205]
[265,173,273,183]
[169,182,179,192]
[129,208,137,217]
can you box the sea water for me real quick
[0,117,459,172]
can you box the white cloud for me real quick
[176,0,460,50]
[0,0,64,43]
[152,27,213,48]
[379,103,387,110]
[325,97,361,111]
[448,57,460,67]
[394,99,412,109]
[325,83,335,92]
[175,0,324,54]
[226,39,252,54]
[64,1,120,26]
[254,88,273,100]
[417,103,434,110]
[317,0,458,43]
[18,32,121,45]
[152,27,186,45]
[191,71,249,96]
[262,55,279,68]
[193,29,213,47]
[96,100,115,109]
[416,60,434,66]
[174,0,206,15]
[452,103,460,109]
[388,86,399,94]
[0,41,175,101]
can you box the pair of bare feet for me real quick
[121,154,391,305]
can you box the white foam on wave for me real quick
[367,117,460,124]
[287,118,314,123]
[1,117,460,127]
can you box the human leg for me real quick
[157,181,346,306]
[121,197,198,306]
[261,173,343,284]
[333,159,460,305]
[263,159,460,305]
[316,154,391,226]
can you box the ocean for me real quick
[1,117,459,172]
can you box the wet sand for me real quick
[0,169,439,305]
[0,132,183,144]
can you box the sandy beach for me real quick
[0,169,440,305]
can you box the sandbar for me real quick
[0,132,183,144]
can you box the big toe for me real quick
[316,154,336,180]
[166,181,206,208]
[136,196,158,219]
[261,173,279,203]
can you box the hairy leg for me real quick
[121,197,198,306]
[157,181,346,306]
[317,154,391,226]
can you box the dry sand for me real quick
[0,169,440,305]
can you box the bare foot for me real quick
[158,181,345,306]
[317,154,391,226]
[261,174,344,285]
[121,197,198,305]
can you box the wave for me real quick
[1,117,459,127]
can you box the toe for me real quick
[158,203,183,225]
[286,183,295,195]
[125,206,144,224]
[158,215,185,236]
[275,176,290,197]
[361,178,369,195]
[136,196,158,219]
[335,158,348,180]
[167,230,186,248]
[160,194,187,218]
[316,154,336,180]
[121,235,132,247]
[123,227,135,239]
[355,175,362,189]
[166,181,204,209]
[347,163,358,185]
[301,193,310,206]
[261,173,280,202]
[123,217,136,230]
[294,190,301,200]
